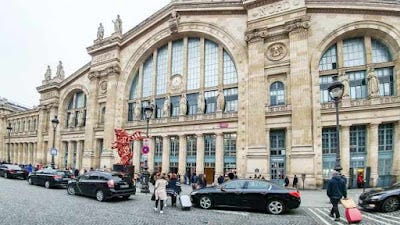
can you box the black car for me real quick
[190,179,301,214]
[67,171,136,202]
[358,183,400,212]
[0,164,28,179]
[28,168,74,189]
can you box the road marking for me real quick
[363,212,400,225]
[308,208,336,225]
[362,213,396,225]
[317,208,345,224]
[210,210,249,216]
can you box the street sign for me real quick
[143,138,149,146]
[50,148,58,156]
[141,145,150,154]
[141,154,148,161]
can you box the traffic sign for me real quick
[143,138,149,146]
[141,145,150,154]
[50,148,58,156]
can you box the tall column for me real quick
[36,108,46,165]
[393,122,400,182]
[367,123,379,187]
[178,135,187,180]
[196,133,204,175]
[67,141,74,169]
[76,141,83,169]
[133,140,141,173]
[161,135,170,174]
[340,125,351,179]
[33,143,37,165]
[215,132,224,178]
[147,137,155,173]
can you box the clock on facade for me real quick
[171,75,182,89]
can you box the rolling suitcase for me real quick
[179,195,192,210]
[345,207,362,224]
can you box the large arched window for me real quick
[270,81,285,106]
[319,37,395,103]
[127,37,238,121]
[66,91,87,128]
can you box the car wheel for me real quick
[199,196,213,209]
[122,195,130,200]
[45,181,51,189]
[96,190,105,202]
[381,197,399,213]
[67,185,76,195]
[267,199,286,215]
[28,178,33,185]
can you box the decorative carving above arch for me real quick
[266,42,287,61]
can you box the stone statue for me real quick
[180,93,187,116]
[217,90,225,111]
[134,100,141,120]
[97,23,104,40]
[367,66,379,98]
[163,96,170,118]
[113,15,122,34]
[68,112,75,128]
[339,72,349,98]
[77,109,85,127]
[44,65,52,81]
[56,61,65,79]
[197,92,205,114]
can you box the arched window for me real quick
[127,37,238,121]
[319,37,395,102]
[66,91,87,128]
[270,81,285,106]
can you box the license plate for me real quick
[120,184,129,189]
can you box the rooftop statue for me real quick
[97,23,104,40]
[56,61,65,79]
[113,15,122,35]
[44,65,52,81]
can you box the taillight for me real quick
[9,170,15,174]
[289,191,301,198]
[70,175,75,179]
[53,175,62,179]
[107,179,115,188]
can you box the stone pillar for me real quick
[147,137,155,173]
[83,76,99,169]
[76,141,83,169]
[367,123,379,187]
[28,143,32,164]
[340,125,351,179]
[196,133,204,175]
[68,141,74,169]
[36,108,46,165]
[393,122,400,182]
[161,135,170,174]
[215,132,224,179]
[178,135,187,180]
[132,140,140,173]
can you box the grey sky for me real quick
[0,0,170,108]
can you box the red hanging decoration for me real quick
[111,128,145,165]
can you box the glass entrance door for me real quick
[270,156,285,186]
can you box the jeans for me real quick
[330,198,340,218]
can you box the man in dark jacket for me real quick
[327,171,347,221]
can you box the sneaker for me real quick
[160,210,164,214]
[334,218,340,221]
[153,207,158,212]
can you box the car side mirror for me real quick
[221,186,226,192]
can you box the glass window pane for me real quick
[156,46,168,95]
[187,38,200,90]
[319,45,337,71]
[171,40,183,76]
[204,40,219,88]
[343,38,366,67]
[270,82,285,106]
[205,91,217,114]
[223,50,237,85]
[375,67,394,96]
[129,73,139,99]
[348,71,367,99]
[372,39,392,63]
[270,130,285,155]
[224,88,238,112]
[142,55,153,97]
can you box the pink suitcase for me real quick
[345,207,362,224]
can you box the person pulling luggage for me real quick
[327,170,347,221]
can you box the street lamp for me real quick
[327,75,344,172]
[6,123,12,163]
[141,104,154,193]
[51,116,59,169]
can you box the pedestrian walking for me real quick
[217,175,224,185]
[293,175,298,188]
[327,171,347,222]
[154,173,168,214]
[284,176,289,187]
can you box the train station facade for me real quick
[1,0,400,188]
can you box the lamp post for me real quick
[51,116,59,169]
[327,76,344,172]
[141,104,154,193]
[6,123,12,163]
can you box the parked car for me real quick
[0,164,28,179]
[190,179,301,214]
[358,182,400,212]
[66,171,136,202]
[28,168,74,189]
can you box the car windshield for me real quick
[56,171,71,176]
[111,174,124,182]
[7,165,21,170]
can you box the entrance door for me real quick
[204,168,215,184]
[350,153,366,189]
[270,156,285,186]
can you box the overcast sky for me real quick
[0,0,170,108]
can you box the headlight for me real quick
[370,195,382,200]
[191,191,198,195]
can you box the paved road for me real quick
[0,178,399,225]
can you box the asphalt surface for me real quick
[0,177,399,225]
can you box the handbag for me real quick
[151,193,155,201]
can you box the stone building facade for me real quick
[1,0,400,188]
